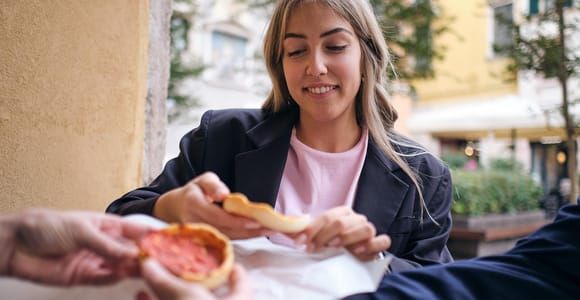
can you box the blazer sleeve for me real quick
[389,166,454,272]
[106,111,212,215]
[376,204,580,299]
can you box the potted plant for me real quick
[447,158,546,259]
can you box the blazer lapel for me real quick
[234,109,297,207]
[353,139,409,233]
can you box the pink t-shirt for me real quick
[269,128,369,247]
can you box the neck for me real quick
[296,116,362,153]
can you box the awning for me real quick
[407,93,577,139]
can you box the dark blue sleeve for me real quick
[373,204,580,300]
[105,111,213,215]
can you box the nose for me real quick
[305,51,327,77]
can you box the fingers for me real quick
[311,214,369,249]
[192,172,230,201]
[141,258,216,300]
[339,221,376,246]
[117,217,155,240]
[224,264,252,300]
[77,221,140,261]
[298,207,391,261]
[157,172,269,240]
[181,182,266,237]
[191,193,260,230]
[303,207,373,251]
[347,234,391,261]
[10,249,121,286]
[303,207,350,243]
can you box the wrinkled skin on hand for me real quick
[7,209,150,285]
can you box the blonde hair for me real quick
[262,0,434,222]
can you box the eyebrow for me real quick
[284,27,353,40]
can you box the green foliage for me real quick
[441,152,469,169]
[168,0,204,109]
[493,1,578,81]
[451,169,543,216]
[372,0,453,80]
[489,158,523,172]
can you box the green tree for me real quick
[495,0,579,203]
[169,0,204,120]
[370,0,453,81]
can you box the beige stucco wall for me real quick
[0,1,149,212]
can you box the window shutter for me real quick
[529,0,539,15]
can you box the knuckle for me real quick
[200,171,219,182]
[183,187,202,201]
[367,224,376,237]
[332,219,347,231]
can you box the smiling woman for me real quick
[281,2,362,141]
[107,1,453,297]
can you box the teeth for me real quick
[307,86,335,94]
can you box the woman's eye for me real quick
[327,45,347,52]
[287,49,305,57]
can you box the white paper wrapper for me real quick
[233,237,391,300]
[0,214,391,299]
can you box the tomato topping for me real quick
[140,231,220,275]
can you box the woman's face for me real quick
[282,2,362,126]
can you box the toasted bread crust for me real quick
[223,193,310,233]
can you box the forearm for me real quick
[0,214,20,276]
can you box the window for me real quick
[493,3,513,54]
[532,0,572,15]
[530,0,540,15]
[211,31,247,64]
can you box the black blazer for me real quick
[107,108,453,271]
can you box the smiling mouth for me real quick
[304,85,338,94]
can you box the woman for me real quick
[108,0,452,272]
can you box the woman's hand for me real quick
[296,206,391,261]
[154,172,270,240]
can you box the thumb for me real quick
[141,259,215,300]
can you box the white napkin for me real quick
[233,237,391,300]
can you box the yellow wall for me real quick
[0,1,149,212]
[412,0,517,103]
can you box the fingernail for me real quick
[328,237,341,247]
[354,245,366,254]
[244,222,261,229]
[295,234,307,245]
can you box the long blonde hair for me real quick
[262,0,434,222]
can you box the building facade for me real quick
[408,0,579,196]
